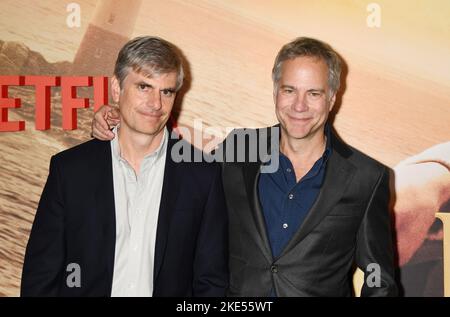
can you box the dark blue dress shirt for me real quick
[258,127,332,259]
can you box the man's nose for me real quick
[293,92,308,112]
[147,90,162,111]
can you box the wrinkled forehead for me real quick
[130,63,165,79]
[121,63,177,84]
[280,57,329,80]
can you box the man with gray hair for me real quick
[221,37,397,296]
[21,36,229,297]
[91,37,397,296]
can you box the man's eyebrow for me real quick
[160,87,176,92]
[135,80,176,92]
[280,84,296,89]
[136,81,153,87]
[307,88,326,93]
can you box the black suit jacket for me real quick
[21,137,229,296]
[221,126,397,296]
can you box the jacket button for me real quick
[271,265,278,273]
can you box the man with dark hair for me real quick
[21,36,229,297]
[92,37,397,296]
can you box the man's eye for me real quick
[309,92,321,97]
[283,89,293,94]
[161,89,174,97]
[138,84,149,91]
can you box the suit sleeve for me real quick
[192,163,229,296]
[355,167,398,296]
[21,155,65,296]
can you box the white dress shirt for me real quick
[110,126,168,297]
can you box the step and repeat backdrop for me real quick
[0,0,449,296]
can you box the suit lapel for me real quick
[93,140,116,296]
[242,161,273,263]
[153,137,181,283]
[279,135,356,257]
[241,126,281,263]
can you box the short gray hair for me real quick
[114,36,184,91]
[272,37,342,95]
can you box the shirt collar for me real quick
[323,122,333,162]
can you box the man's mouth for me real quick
[287,115,312,122]
[137,110,163,118]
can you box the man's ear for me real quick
[273,85,278,104]
[111,76,121,104]
[328,92,337,112]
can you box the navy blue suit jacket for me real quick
[21,136,229,296]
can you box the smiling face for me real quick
[111,69,178,138]
[274,56,336,144]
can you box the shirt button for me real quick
[271,265,278,273]
[133,245,138,252]
[288,193,294,200]
[283,223,288,229]
[286,168,292,173]
[128,283,135,289]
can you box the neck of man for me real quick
[280,127,327,181]
[117,125,165,175]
